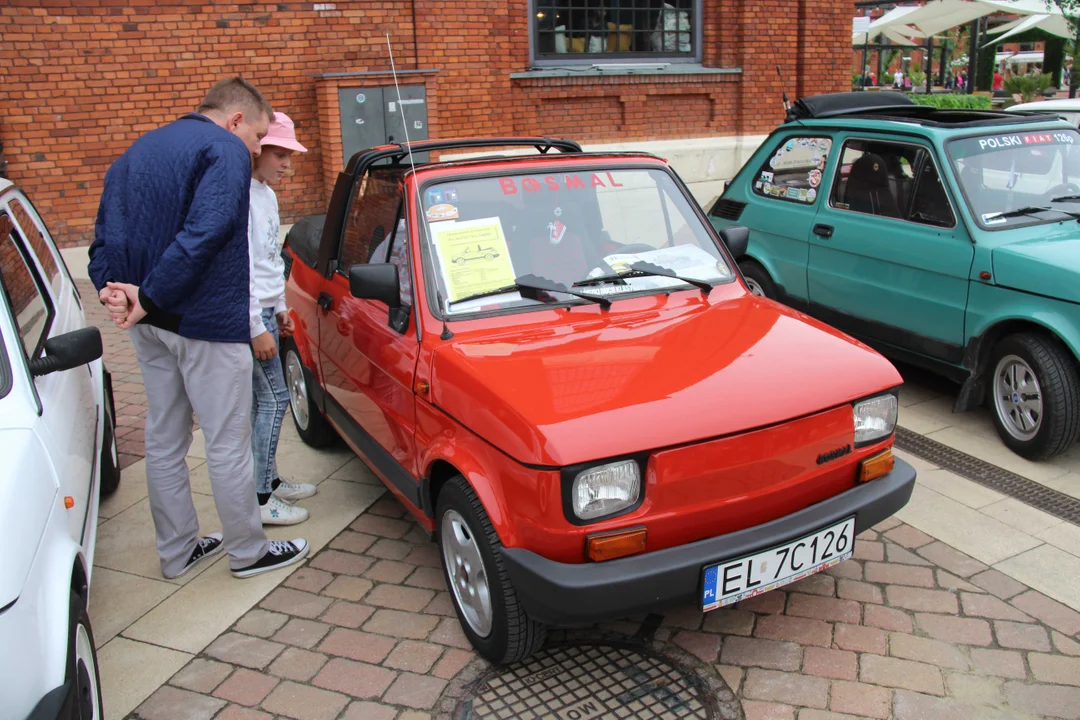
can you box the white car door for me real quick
[2,194,99,551]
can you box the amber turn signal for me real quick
[586,527,647,562]
[64,496,75,509]
[858,448,895,483]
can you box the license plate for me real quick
[701,517,855,611]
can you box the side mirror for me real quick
[718,226,749,259]
[30,327,103,377]
[348,263,401,309]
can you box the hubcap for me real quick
[74,624,99,719]
[440,509,493,637]
[286,351,310,431]
[993,354,1043,442]
[745,277,765,297]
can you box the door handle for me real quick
[317,292,333,312]
[813,224,834,239]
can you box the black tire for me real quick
[280,338,338,448]
[987,332,1080,460]
[738,259,778,300]
[66,591,103,719]
[436,476,546,664]
[98,374,121,497]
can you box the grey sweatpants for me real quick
[129,325,268,576]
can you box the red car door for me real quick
[318,167,422,506]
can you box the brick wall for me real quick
[1,0,852,247]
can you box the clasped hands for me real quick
[99,283,146,330]
[100,284,294,360]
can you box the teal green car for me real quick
[709,92,1080,460]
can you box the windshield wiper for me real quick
[1051,194,1080,203]
[985,206,1080,222]
[573,261,716,295]
[447,274,611,309]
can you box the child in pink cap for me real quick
[247,112,314,525]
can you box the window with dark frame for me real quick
[533,1,697,60]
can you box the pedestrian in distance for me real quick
[246,111,317,526]
[88,77,309,580]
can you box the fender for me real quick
[0,500,84,720]
[415,398,527,549]
[957,284,1080,411]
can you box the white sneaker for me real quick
[261,496,309,526]
[273,479,317,502]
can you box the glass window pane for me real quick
[752,136,833,205]
[534,0,696,58]
[340,167,406,269]
[9,197,61,298]
[0,213,50,358]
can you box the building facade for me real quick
[2,0,851,247]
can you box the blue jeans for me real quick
[252,308,290,494]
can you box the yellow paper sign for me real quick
[430,217,516,302]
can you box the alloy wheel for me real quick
[441,509,493,637]
[286,351,310,431]
[993,353,1043,442]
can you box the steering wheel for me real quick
[1045,182,1080,200]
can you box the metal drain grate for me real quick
[452,641,729,720]
[895,427,1080,524]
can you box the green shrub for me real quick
[910,94,992,109]
[1004,73,1052,103]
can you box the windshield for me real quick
[418,167,732,316]
[948,129,1080,229]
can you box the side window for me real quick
[339,166,406,270]
[8,196,62,297]
[831,140,953,227]
[752,136,833,205]
[0,213,52,359]
[368,214,413,308]
[908,157,956,228]
[387,217,413,307]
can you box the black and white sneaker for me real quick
[231,539,309,579]
[165,533,224,579]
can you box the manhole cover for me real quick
[449,639,733,719]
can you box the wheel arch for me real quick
[958,316,1080,412]
[422,453,519,547]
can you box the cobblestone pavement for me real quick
[127,496,1080,720]
[81,281,1080,720]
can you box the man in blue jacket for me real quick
[89,77,308,579]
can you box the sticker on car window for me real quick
[426,203,459,222]
[429,217,518,303]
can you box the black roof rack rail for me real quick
[785,91,915,123]
[343,136,582,174]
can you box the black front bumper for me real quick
[501,457,916,626]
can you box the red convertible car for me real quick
[280,137,915,663]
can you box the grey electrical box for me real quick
[338,85,429,166]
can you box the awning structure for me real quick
[852,0,1080,48]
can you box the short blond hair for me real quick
[197,77,273,122]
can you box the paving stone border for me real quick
[128,498,1080,720]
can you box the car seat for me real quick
[845,153,902,218]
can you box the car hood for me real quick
[0,429,55,611]
[429,296,902,466]
[992,231,1080,304]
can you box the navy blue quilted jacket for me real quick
[88,113,252,343]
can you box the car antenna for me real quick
[385,30,452,341]
[777,64,790,113]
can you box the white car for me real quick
[0,177,120,720]
[1006,98,1080,127]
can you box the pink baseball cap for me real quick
[261,112,308,153]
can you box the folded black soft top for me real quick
[785,92,915,123]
